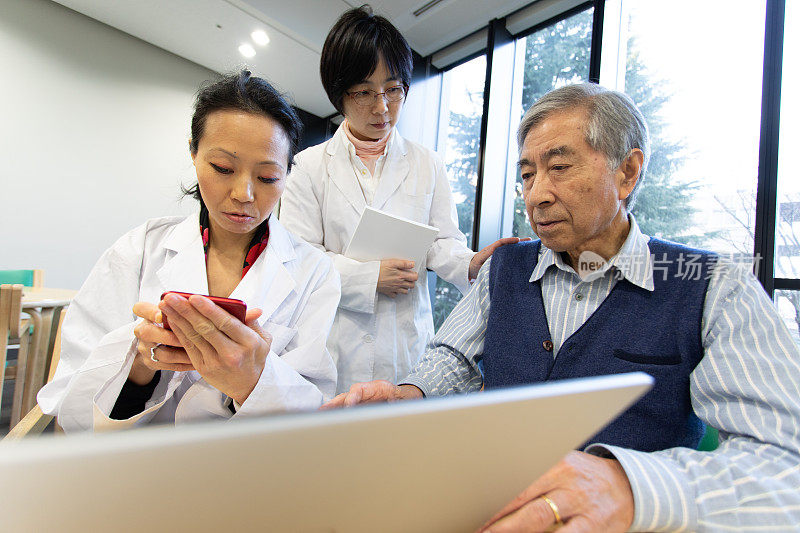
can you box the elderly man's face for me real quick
[519,107,640,266]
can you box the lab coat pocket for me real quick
[401,172,434,197]
[263,321,298,355]
[400,191,434,224]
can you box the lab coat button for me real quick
[363,334,374,343]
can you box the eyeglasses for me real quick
[346,85,407,107]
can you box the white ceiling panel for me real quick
[53,0,342,116]
[229,0,355,52]
[368,0,533,56]
[52,0,541,117]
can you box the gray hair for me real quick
[517,83,650,208]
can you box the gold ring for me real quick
[541,495,563,526]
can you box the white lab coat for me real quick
[279,125,474,393]
[38,214,340,432]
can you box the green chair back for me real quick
[0,270,35,287]
[697,425,719,451]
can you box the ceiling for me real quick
[53,0,535,117]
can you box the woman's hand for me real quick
[377,259,418,297]
[131,302,194,385]
[158,293,273,405]
[469,237,528,280]
[320,380,423,409]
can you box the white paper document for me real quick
[344,206,439,272]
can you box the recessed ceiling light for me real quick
[238,43,256,58]
[251,30,270,46]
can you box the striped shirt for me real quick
[403,218,800,531]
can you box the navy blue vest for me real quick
[483,239,716,452]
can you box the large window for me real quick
[775,0,799,277]
[774,0,799,343]
[775,290,800,345]
[602,0,766,255]
[509,8,594,239]
[432,55,486,330]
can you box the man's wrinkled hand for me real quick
[479,451,634,533]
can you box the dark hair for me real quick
[320,5,413,114]
[184,70,303,201]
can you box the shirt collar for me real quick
[528,215,654,291]
[609,215,654,290]
[529,245,560,282]
[341,126,393,161]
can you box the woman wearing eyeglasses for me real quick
[279,5,518,394]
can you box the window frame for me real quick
[755,0,792,296]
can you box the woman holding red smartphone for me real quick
[37,72,340,431]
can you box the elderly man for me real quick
[324,83,800,531]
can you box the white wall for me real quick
[0,0,216,289]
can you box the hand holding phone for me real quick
[159,292,247,331]
[130,301,193,384]
[157,291,269,405]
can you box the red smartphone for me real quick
[159,292,247,331]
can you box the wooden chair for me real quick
[1,284,24,382]
[1,284,26,424]
[2,306,65,439]
[0,270,44,398]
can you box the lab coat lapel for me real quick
[372,131,409,210]
[326,127,367,214]
[156,213,209,294]
[229,216,296,323]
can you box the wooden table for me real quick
[21,287,78,307]
[17,287,78,418]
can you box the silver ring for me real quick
[150,343,163,363]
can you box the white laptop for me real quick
[0,372,652,533]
